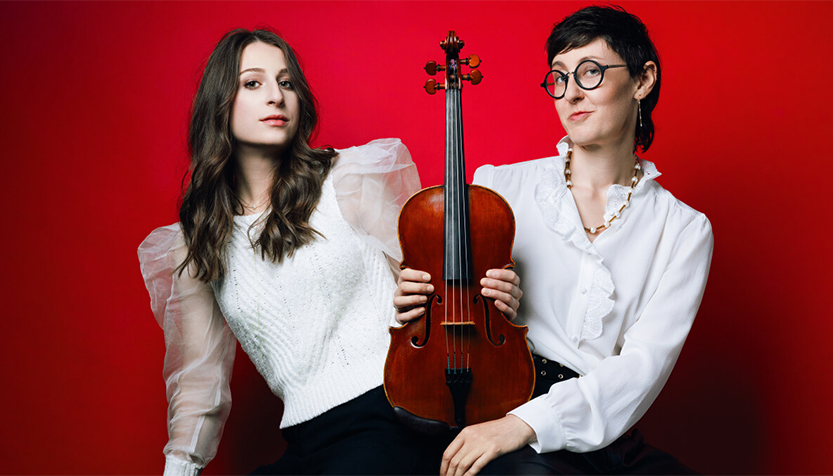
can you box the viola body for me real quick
[384,184,535,430]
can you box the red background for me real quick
[1,1,831,474]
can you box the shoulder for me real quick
[474,156,560,191]
[138,223,184,259]
[646,182,713,247]
[475,135,570,189]
[138,223,187,278]
[333,138,413,173]
[330,137,421,204]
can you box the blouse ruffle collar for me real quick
[533,137,661,342]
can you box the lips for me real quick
[569,111,592,121]
[261,115,288,126]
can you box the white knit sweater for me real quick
[213,174,396,427]
[138,139,421,476]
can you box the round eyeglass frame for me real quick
[540,60,628,99]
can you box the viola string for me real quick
[456,87,460,372]
[457,89,471,372]
[444,84,452,373]
[452,88,460,372]
[456,90,465,372]
[451,89,457,372]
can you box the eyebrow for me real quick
[239,67,289,76]
[551,56,605,68]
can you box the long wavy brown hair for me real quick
[177,28,337,282]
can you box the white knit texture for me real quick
[211,174,397,428]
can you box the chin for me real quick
[566,127,615,149]
[565,132,595,148]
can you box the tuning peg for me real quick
[425,61,446,76]
[461,54,481,68]
[424,78,445,94]
[462,69,483,85]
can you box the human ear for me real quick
[634,61,657,100]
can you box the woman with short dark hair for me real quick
[396,5,713,475]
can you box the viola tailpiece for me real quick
[384,31,535,434]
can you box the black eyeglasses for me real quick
[541,60,627,99]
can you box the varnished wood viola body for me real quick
[385,185,535,432]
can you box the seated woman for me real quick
[138,28,520,476]
[395,5,713,475]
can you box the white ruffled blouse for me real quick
[473,137,714,454]
[138,139,420,476]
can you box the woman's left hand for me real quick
[480,269,523,321]
[440,415,536,476]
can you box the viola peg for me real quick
[424,78,445,94]
[462,54,481,68]
[425,61,446,76]
[462,69,483,85]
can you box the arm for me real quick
[442,214,713,476]
[332,138,421,265]
[139,225,237,476]
[511,214,713,453]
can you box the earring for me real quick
[637,99,643,130]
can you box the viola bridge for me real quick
[441,321,476,327]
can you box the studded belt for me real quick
[532,354,581,398]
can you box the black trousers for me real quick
[253,361,695,475]
[478,356,697,475]
[478,428,696,475]
[250,386,442,475]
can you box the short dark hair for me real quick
[546,5,661,152]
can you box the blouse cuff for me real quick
[163,455,202,476]
[508,395,566,454]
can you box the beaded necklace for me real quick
[564,149,641,235]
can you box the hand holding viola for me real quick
[394,268,522,324]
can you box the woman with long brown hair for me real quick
[138,28,520,475]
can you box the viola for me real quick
[384,31,535,434]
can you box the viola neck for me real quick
[443,88,472,282]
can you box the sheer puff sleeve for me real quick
[332,138,421,262]
[138,224,237,476]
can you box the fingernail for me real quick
[423,274,430,281]
[483,288,491,296]
[420,295,427,302]
[427,285,434,293]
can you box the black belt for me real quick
[532,354,580,398]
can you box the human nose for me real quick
[266,81,284,106]
[562,73,584,103]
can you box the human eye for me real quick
[581,63,602,78]
[278,79,294,90]
[242,79,261,89]
[553,72,568,85]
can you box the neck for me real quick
[233,145,280,212]
[568,140,635,192]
